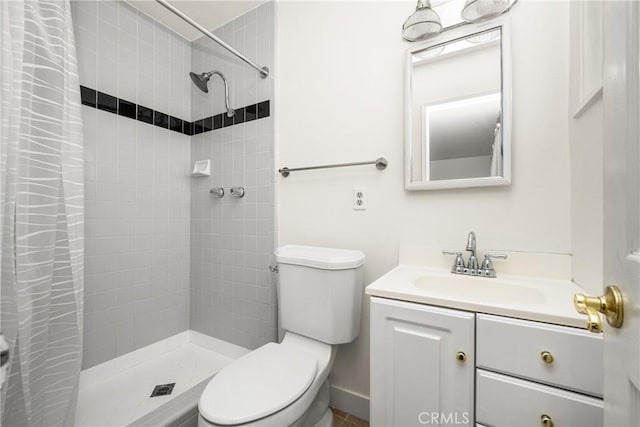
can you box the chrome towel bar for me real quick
[279,157,388,178]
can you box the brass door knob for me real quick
[574,285,624,333]
[456,351,466,362]
[541,351,554,364]
[541,414,554,427]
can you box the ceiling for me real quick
[126,0,266,41]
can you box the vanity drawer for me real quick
[476,314,603,396]
[476,370,603,427]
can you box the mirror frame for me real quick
[404,18,512,191]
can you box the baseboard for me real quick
[329,384,370,422]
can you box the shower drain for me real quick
[150,383,175,397]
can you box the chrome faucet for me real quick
[465,231,476,256]
[464,231,479,274]
[443,232,507,278]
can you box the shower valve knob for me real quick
[210,187,224,198]
[230,187,245,198]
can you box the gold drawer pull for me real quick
[456,351,466,362]
[541,351,554,364]
[541,414,553,427]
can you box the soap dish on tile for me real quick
[192,159,210,177]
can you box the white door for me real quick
[370,297,475,427]
[602,1,640,425]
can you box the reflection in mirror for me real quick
[426,92,501,181]
[406,25,511,190]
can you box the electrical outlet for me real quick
[353,188,366,210]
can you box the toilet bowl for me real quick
[198,245,365,427]
[198,333,335,427]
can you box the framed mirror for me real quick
[405,21,512,190]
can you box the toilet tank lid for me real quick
[275,245,365,270]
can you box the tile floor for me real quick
[332,407,369,427]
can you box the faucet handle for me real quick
[443,250,465,273]
[487,253,508,260]
[480,253,508,272]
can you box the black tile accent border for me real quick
[118,99,136,119]
[137,105,153,125]
[234,107,245,125]
[203,116,213,132]
[97,91,117,114]
[169,116,183,133]
[80,86,96,108]
[223,112,234,128]
[79,85,270,136]
[245,104,257,122]
[184,121,193,136]
[154,111,169,129]
[213,114,223,130]
[193,119,204,135]
[257,100,270,119]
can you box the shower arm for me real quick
[155,0,269,79]
[207,71,235,117]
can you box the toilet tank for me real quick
[275,245,365,345]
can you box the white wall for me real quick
[276,0,571,401]
[569,2,604,295]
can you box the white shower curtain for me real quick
[0,1,84,426]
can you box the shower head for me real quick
[189,70,235,117]
[189,71,210,93]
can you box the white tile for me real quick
[75,25,97,52]
[117,2,138,36]
[97,0,118,27]
[77,47,97,88]
[96,57,117,95]
[97,22,118,62]
[82,0,275,363]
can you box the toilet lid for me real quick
[199,343,318,425]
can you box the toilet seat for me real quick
[199,342,318,425]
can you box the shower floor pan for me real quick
[75,331,248,427]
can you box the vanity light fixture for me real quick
[461,0,516,23]
[402,0,518,41]
[402,0,443,42]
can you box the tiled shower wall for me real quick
[190,2,277,349]
[73,0,192,369]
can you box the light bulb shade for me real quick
[402,1,442,42]
[461,0,511,22]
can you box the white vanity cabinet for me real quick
[370,297,475,427]
[475,314,604,427]
[370,299,604,427]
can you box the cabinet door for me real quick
[370,297,475,427]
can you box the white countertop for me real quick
[365,264,589,329]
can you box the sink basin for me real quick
[414,274,547,304]
[365,264,588,328]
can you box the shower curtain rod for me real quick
[155,0,270,79]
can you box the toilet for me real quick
[198,245,366,427]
